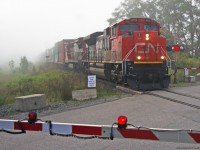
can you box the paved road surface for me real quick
[1,85,200,150]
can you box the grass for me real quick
[169,82,195,88]
[96,81,121,98]
[0,69,118,106]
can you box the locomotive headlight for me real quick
[161,56,165,60]
[137,56,141,60]
[145,34,150,40]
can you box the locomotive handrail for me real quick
[161,46,173,68]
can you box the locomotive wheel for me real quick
[110,65,123,84]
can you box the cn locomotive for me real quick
[45,18,170,90]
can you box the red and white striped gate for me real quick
[1,113,200,144]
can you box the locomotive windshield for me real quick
[144,25,158,31]
[120,24,139,32]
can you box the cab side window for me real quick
[112,25,117,36]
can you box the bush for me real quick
[172,52,200,68]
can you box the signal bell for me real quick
[117,116,128,129]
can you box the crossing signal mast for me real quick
[165,33,186,83]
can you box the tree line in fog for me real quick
[8,56,36,74]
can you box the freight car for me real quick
[45,39,75,64]
[46,18,170,90]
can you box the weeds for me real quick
[0,70,88,105]
[0,69,117,106]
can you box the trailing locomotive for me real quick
[46,18,170,90]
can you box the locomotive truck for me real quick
[45,18,170,90]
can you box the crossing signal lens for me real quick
[118,116,128,129]
[28,112,37,124]
[172,45,180,52]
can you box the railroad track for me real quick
[144,90,200,109]
[115,84,200,110]
[163,89,200,100]
[144,90,200,110]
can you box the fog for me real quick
[0,0,122,68]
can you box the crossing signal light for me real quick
[28,112,37,124]
[167,45,185,52]
[118,116,128,129]
[172,45,180,52]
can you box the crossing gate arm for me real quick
[1,117,200,144]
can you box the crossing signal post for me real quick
[166,44,185,84]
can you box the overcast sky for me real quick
[0,0,122,67]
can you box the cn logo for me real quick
[123,43,162,61]
[135,43,159,54]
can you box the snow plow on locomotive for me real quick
[46,18,170,90]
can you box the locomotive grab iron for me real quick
[45,18,170,90]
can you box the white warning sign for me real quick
[88,75,96,88]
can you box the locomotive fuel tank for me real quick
[89,67,106,79]
[89,63,106,79]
